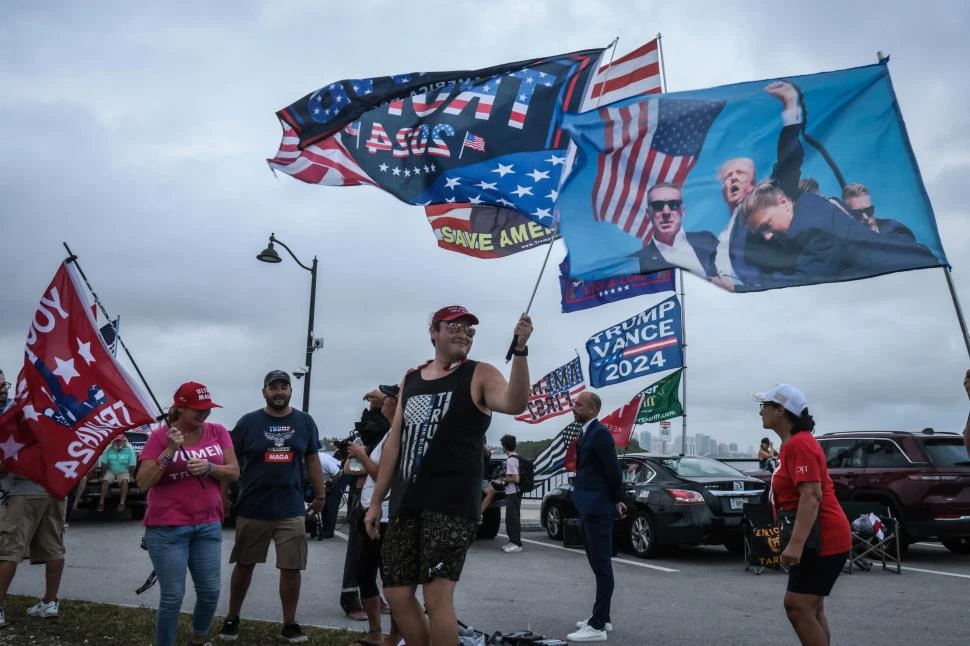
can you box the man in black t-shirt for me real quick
[219,370,327,644]
[364,305,534,646]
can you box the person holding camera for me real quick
[220,370,327,644]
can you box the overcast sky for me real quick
[2,1,969,452]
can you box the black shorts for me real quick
[380,510,477,587]
[787,551,848,596]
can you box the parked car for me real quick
[73,428,150,520]
[541,453,767,557]
[478,450,508,540]
[745,428,970,553]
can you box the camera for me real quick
[332,429,359,462]
[293,367,309,379]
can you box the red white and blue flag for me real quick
[514,357,586,424]
[462,131,486,153]
[0,263,155,497]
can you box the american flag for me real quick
[268,123,375,186]
[515,356,586,424]
[532,421,583,482]
[343,120,361,137]
[99,317,120,356]
[462,131,486,152]
[592,97,724,241]
[584,38,662,110]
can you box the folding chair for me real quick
[743,503,782,574]
[840,501,902,574]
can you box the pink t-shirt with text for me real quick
[140,422,233,527]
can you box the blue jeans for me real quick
[145,522,222,646]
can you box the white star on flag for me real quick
[491,163,515,177]
[546,189,559,201]
[0,435,25,461]
[526,168,550,182]
[546,155,566,166]
[468,194,484,205]
[22,404,40,421]
[76,338,96,365]
[475,181,497,190]
[379,163,388,172]
[53,356,80,385]
[511,185,534,198]
[444,177,461,189]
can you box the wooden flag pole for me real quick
[505,37,622,362]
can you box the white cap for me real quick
[753,384,808,416]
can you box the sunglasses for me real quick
[759,402,780,413]
[649,199,683,212]
[850,205,875,218]
[442,321,476,337]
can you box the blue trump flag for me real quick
[557,62,948,292]
[586,296,683,388]
[268,48,605,228]
[559,256,675,313]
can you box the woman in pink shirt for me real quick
[136,382,239,646]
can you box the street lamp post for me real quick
[257,233,318,412]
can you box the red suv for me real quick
[814,429,970,553]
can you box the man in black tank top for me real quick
[364,305,533,646]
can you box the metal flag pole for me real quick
[62,242,164,416]
[655,34,688,456]
[944,267,970,359]
[505,37,621,362]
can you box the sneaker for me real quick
[566,624,608,642]
[575,619,612,632]
[217,616,239,641]
[280,622,308,643]
[503,544,523,553]
[26,599,58,617]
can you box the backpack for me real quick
[512,454,535,493]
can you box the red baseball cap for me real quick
[173,381,222,410]
[431,305,479,326]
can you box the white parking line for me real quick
[901,566,970,579]
[499,534,679,573]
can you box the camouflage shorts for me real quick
[380,510,477,587]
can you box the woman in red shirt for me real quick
[754,384,850,646]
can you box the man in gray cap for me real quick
[219,370,327,644]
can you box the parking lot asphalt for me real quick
[9,501,970,645]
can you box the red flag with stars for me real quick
[0,262,154,497]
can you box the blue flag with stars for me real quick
[269,48,606,227]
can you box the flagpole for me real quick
[505,37,621,363]
[944,267,970,359]
[62,242,165,417]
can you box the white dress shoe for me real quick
[567,624,608,642]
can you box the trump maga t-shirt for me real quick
[771,431,851,556]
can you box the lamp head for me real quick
[257,239,282,263]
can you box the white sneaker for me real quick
[567,624,608,642]
[576,619,612,632]
[26,599,58,617]
[504,544,523,553]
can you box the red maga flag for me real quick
[0,262,154,497]
[601,394,643,448]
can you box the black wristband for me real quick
[511,346,528,357]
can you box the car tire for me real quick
[544,504,564,540]
[477,505,501,540]
[628,511,659,558]
[942,537,970,554]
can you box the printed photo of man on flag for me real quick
[558,62,948,293]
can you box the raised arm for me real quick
[479,315,533,415]
[766,80,804,201]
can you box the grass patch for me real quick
[0,595,366,645]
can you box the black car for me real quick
[540,453,767,557]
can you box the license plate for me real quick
[729,497,746,510]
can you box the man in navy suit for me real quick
[632,183,718,279]
[738,182,939,288]
[566,391,625,643]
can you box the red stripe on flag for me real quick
[622,337,678,357]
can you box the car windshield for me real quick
[656,456,745,478]
[921,440,970,467]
